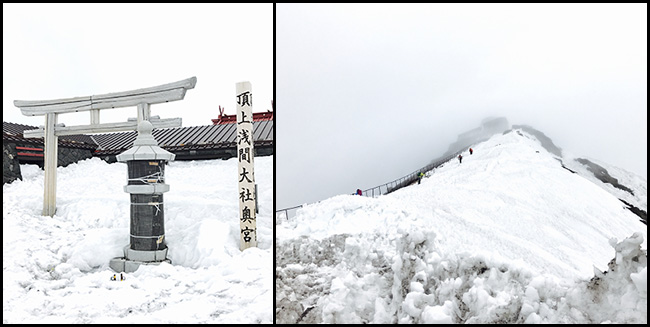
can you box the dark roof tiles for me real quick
[3,121,98,150]
[4,119,273,154]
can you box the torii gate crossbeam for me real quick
[14,76,197,217]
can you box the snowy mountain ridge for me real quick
[512,124,646,225]
[276,128,647,323]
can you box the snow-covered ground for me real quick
[3,155,273,323]
[276,129,647,323]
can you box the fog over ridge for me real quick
[277,3,647,209]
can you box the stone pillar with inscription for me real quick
[236,81,257,250]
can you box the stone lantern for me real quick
[109,120,174,273]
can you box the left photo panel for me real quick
[3,3,274,323]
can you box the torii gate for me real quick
[14,77,197,217]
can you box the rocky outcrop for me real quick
[512,124,563,157]
[3,142,22,184]
[574,158,634,196]
[619,199,647,225]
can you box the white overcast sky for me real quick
[3,3,273,128]
[277,3,647,209]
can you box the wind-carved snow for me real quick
[3,156,273,323]
[276,129,647,324]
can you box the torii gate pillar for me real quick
[43,113,58,216]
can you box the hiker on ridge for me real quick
[458,154,463,164]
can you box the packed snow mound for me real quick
[276,129,647,323]
[3,156,273,323]
[277,231,646,324]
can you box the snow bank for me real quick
[277,229,646,323]
[3,156,273,323]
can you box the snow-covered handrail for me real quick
[275,150,464,221]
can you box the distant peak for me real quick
[443,117,510,156]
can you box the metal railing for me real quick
[275,150,464,221]
[275,205,303,222]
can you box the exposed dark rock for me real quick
[3,142,22,184]
[297,306,315,323]
[512,124,563,157]
[561,164,577,174]
[554,158,577,173]
[575,158,634,196]
[619,199,647,225]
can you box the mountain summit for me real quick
[276,127,647,324]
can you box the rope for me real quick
[131,202,162,215]
[127,171,164,184]
[129,234,164,239]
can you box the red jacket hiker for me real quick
[469,148,473,155]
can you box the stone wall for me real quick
[58,146,94,167]
[3,142,22,184]
[2,141,95,185]
[254,145,274,157]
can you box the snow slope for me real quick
[563,152,647,219]
[276,129,647,323]
[3,156,273,323]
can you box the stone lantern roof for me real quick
[116,120,175,162]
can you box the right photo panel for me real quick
[275,3,648,324]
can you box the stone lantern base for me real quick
[109,245,171,273]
